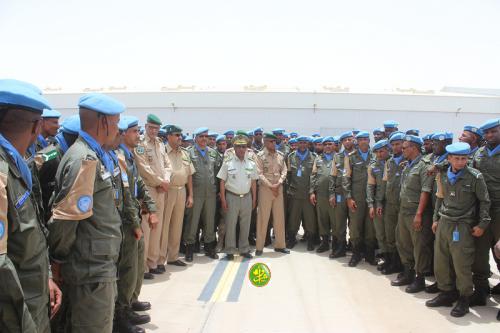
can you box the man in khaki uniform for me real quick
[255,133,289,255]
[160,125,195,267]
[134,114,172,276]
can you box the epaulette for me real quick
[466,166,482,179]
[277,150,284,156]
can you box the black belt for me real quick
[226,190,250,198]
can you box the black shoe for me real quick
[143,272,155,280]
[241,252,253,259]
[126,309,151,325]
[205,241,219,260]
[348,252,362,267]
[377,253,388,271]
[469,289,488,307]
[185,244,194,262]
[286,236,297,249]
[157,264,166,273]
[329,243,346,259]
[391,268,415,286]
[255,250,263,256]
[426,291,458,307]
[425,282,440,294]
[274,248,290,254]
[491,282,500,295]
[149,268,163,275]
[117,319,145,333]
[167,260,187,267]
[307,235,317,251]
[405,275,425,293]
[225,254,234,261]
[131,301,151,312]
[382,252,402,275]
[316,238,330,253]
[451,296,470,317]
[364,247,377,266]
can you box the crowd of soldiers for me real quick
[0,79,499,333]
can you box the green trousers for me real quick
[347,199,376,249]
[117,223,140,310]
[396,211,433,274]
[434,220,475,296]
[133,235,145,302]
[287,197,317,236]
[332,195,348,244]
[316,196,335,237]
[382,202,399,253]
[184,195,217,245]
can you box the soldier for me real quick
[286,136,317,250]
[422,134,434,155]
[272,128,290,156]
[471,118,500,306]
[115,116,158,333]
[181,134,193,149]
[251,127,264,152]
[134,114,171,277]
[427,132,453,164]
[391,135,434,294]
[290,132,299,139]
[313,137,324,154]
[380,133,405,274]
[215,135,227,252]
[383,120,399,137]
[255,133,289,255]
[36,108,61,151]
[217,135,259,260]
[459,125,482,162]
[48,93,126,333]
[373,128,385,142]
[158,125,195,268]
[207,131,218,149]
[425,142,490,318]
[310,136,336,253]
[328,131,355,258]
[0,79,61,333]
[223,130,235,148]
[289,138,298,152]
[184,127,221,262]
[332,136,341,153]
[406,129,420,136]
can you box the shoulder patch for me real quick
[136,146,145,155]
[42,149,59,162]
[77,195,92,213]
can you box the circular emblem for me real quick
[77,195,92,213]
[0,221,5,240]
[249,262,271,287]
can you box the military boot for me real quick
[379,253,391,273]
[450,296,470,317]
[391,266,415,286]
[469,287,489,307]
[329,241,346,259]
[286,233,297,249]
[316,236,330,253]
[364,246,377,266]
[125,308,151,325]
[348,246,362,267]
[185,244,194,262]
[307,234,317,251]
[426,290,458,307]
[205,241,219,260]
[405,274,426,293]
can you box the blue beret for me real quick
[297,136,311,142]
[60,115,80,135]
[183,134,193,141]
[355,131,370,139]
[208,131,218,137]
[311,133,321,137]
[406,129,420,136]
[446,142,470,156]
[118,115,139,131]
[194,127,209,136]
[223,130,234,136]
[158,128,167,137]
[389,132,405,142]
[272,128,285,134]
[313,137,324,143]
[373,128,384,134]
[247,130,254,136]
[283,133,289,138]
[0,79,51,113]
[404,135,423,146]
[422,134,433,141]
[332,136,340,144]
[383,120,399,128]
[463,125,482,138]
[42,108,62,118]
[352,129,361,135]
[253,127,263,133]
[339,131,353,141]
[290,132,298,137]
[373,139,390,151]
[216,135,226,143]
[289,138,298,144]
[78,93,125,115]
[479,118,500,132]
[432,132,453,141]
[322,136,334,144]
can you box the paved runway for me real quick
[138,241,500,333]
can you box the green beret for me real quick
[235,130,248,137]
[146,113,162,125]
[232,134,249,146]
[263,133,277,140]
[164,124,183,134]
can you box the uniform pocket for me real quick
[91,239,116,256]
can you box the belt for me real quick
[226,190,250,198]
[170,185,185,190]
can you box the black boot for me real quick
[377,253,388,271]
[491,282,500,295]
[125,308,151,325]
[329,242,346,259]
[451,296,470,317]
[364,246,377,266]
[316,237,330,253]
[185,244,194,262]
[469,287,489,307]
[205,241,219,260]
[383,251,403,275]
[307,235,316,251]
[425,290,458,307]
[405,274,425,293]
[391,267,415,286]
[425,281,440,294]
[286,234,297,249]
[348,247,362,267]
[116,310,145,333]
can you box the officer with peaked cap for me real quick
[36,108,62,151]
[0,79,62,332]
[48,92,125,333]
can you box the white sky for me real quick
[1,0,500,92]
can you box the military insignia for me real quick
[0,221,4,239]
[42,150,58,162]
[136,146,145,155]
[77,195,92,213]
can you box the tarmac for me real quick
[138,239,500,333]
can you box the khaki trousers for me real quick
[256,185,286,251]
[142,186,166,270]
[159,186,187,263]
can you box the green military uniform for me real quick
[367,157,388,253]
[433,166,490,297]
[329,151,350,256]
[48,135,123,333]
[286,149,317,247]
[0,147,50,333]
[397,155,434,275]
[342,149,376,260]
[310,152,335,245]
[184,145,222,256]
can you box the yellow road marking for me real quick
[210,256,241,302]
